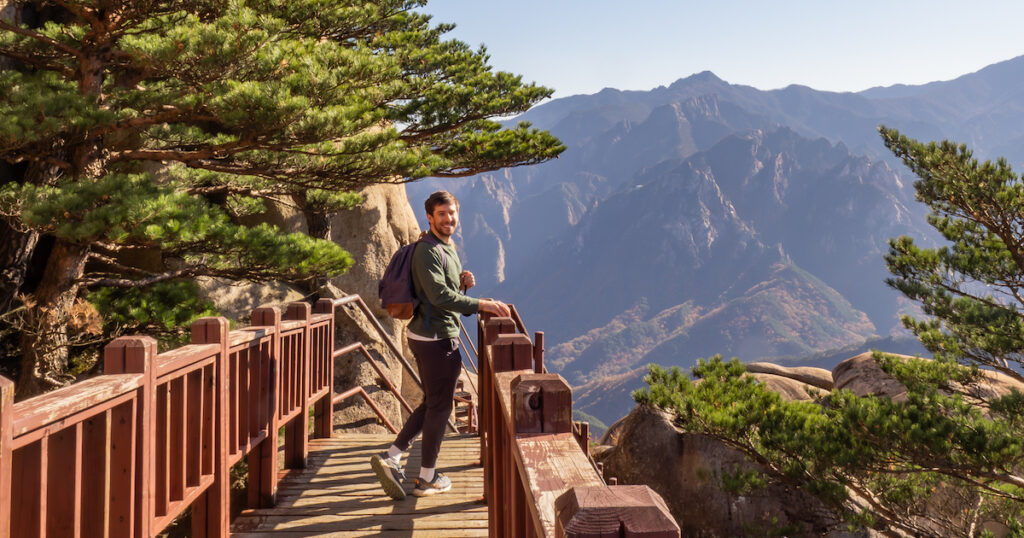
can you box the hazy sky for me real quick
[423,1,1024,98]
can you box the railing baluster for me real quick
[283,302,310,470]
[0,377,12,538]
[249,306,282,509]
[81,411,108,537]
[190,317,230,538]
[103,335,156,538]
[46,423,80,537]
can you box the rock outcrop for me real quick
[325,184,424,433]
[597,405,858,537]
[748,372,826,401]
[832,352,908,398]
[597,353,1024,537]
[196,183,426,434]
[746,361,833,390]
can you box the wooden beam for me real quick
[554,485,680,538]
[484,317,516,346]
[512,433,604,536]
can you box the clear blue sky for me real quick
[423,1,1024,98]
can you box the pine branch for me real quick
[0,19,83,61]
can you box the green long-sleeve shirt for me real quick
[407,231,480,339]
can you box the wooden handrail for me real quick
[476,311,680,537]
[0,300,338,538]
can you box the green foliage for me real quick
[0,0,562,390]
[879,127,1024,380]
[88,281,219,348]
[636,356,1024,535]
[634,128,1024,537]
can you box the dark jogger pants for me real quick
[392,337,462,469]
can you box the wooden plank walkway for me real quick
[231,433,487,537]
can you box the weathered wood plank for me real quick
[10,375,142,440]
[555,485,681,538]
[234,524,489,532]
[80,410,109,537]
[45,423,80,537]
[230,435,485,537]
[513,433,604,537]
[153,345,218,380]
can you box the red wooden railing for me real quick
[477,312,680,538]
[1,293,680,538]
[0,299,340,538]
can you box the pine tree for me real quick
[0,0,563,396]
[636,128,1024,536]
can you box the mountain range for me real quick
[406,54,1024,427]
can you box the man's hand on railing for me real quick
[478,298,511,318]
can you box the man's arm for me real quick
[413,245,480,315]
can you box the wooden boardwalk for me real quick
[231,433,487,537]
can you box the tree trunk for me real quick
[16,239,89,398]
[0,221,39,312]
[0,142,67,312]
[306,209,332,243]
[300,197,333,293]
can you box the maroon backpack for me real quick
[378,233,446,319]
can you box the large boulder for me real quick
[831,352,1024,402]
[749,372,827,401]
[746,362,833,390]
[327,183,421,319]
[325,184,425,433]
[596,405,864,538]
[832,352,908,398]
[196,277,305,322]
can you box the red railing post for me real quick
[533,331,545,373]
[511,373,572,435]
[555,485,680,537]
[313,299,336,439]
[103,335,158,538]
[492,333,533,372]
[0,376,13,538]
[284,302,311,469]
[480,314,521,513]
[190,317,230,538]
[249,306,282,508]
[488,329,534,538]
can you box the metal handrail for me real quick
[458,317,479,365]
[324,295,458,433]
[335,342,414,416]
[333,386,398,434]
[509,304,529,337]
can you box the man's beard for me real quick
[432,223,455,240]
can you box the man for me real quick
[371,190,510,499]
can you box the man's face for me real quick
[426,202,459,240]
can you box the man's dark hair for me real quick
[425,190,459,215]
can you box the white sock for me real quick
[419,466,435,482]
[386,445,402,463]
